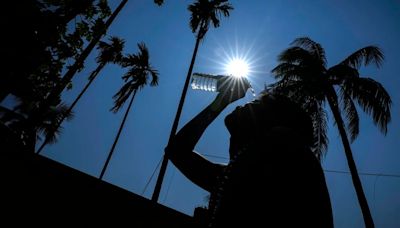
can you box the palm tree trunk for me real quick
[326,86,374,228]
[99,90,137,180]
[31,0,128,126]
[152,35,202,202]
[36,63,105,155]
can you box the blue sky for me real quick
[43,0,400,227]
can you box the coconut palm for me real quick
[270,37,391,228]
[99,42,158,180]
[36,36,125,155]
[152,0,233,202]
[0,100,73,153]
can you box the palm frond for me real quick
[213,0,233,26]
[96,36,125,64]
[109,36,125,63]
[307,101,329,160]
[37,103,73,144]
[97,40,108,50]
[339,87,360,142]
[137,42,150,64]
[327,64,359,84]
[291,37,327,66]
[269,79,302,96]
[122,66,141,81]
[216,0,233,14]
[188,0,233,36]
[342,77,391,134]
[149,69,159,86]
[277,47,314,64]
[271,62,302,80]
[37,124,60,145]
[56,103,74,122]
[111,80,136,113]
[110,36,125,47]
[209,10,220,28]
[188,1,203,33]
[120,54,137,68]
[340,46,384,69]
[112,42,158,112]
[273,76,327,102]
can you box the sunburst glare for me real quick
[225,58,249,78]
[198,34,269,96]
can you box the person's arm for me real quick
[166,77,249,192]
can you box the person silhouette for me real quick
[166,78,334,227]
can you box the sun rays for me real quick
[197,34,269,97]
[225,58,249,78]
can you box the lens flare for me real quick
[225,58,249,78]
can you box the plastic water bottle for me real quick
[191,73,224,92]
[191,73,256,97]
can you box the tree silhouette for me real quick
[270,37,391,228]
[1,0,118,153]
[152,0,233,202]
[1,0,112,102]
[0,99,73,153]
[99,43,158,180]
[25,0,128,145]
[36,36,125,155]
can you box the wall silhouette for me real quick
[1,150,201,227]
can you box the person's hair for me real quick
[256,92,314,147]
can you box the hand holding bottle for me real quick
[217,76,250,104]
[211,76,251,112]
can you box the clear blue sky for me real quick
[43,0,400,227]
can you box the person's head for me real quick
[225,93,314,157]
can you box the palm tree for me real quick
[36,36,125,155]
[29,0,128,130]
[152,0,233,202]
[1,100,73,153]
[99,43,158,180]
[270,37,391,228]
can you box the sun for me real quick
[225,58,249,78]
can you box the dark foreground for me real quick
[1,150,200,227]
